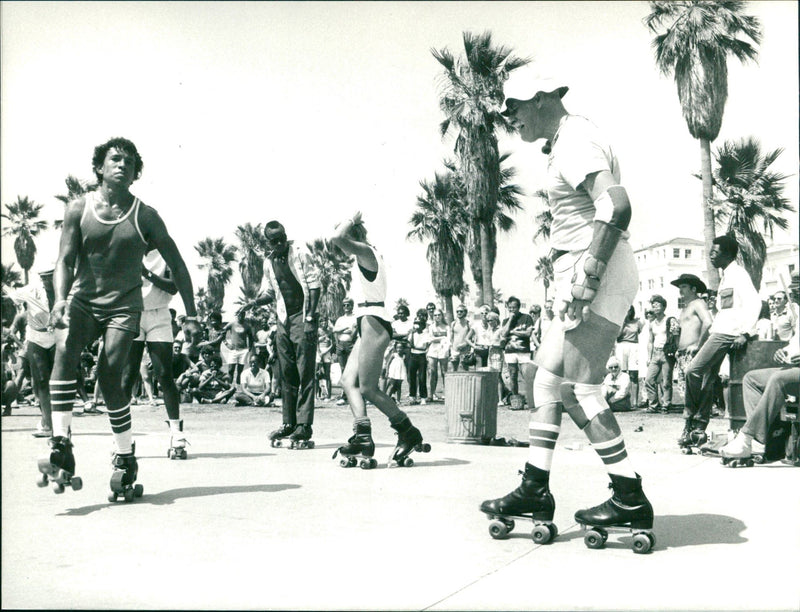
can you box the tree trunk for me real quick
[479,222,493,307]
[701,138,720,290]
[443,294,455,324]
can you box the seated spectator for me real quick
[176,346,215,402]
[192,353,234,404]
[171,340,192,379]
[235,355,272,406]
[602,357,632,412]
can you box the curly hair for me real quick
[92,137,144,183]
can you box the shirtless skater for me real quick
[41,137,197,498]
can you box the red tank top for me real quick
[70,192,148,310]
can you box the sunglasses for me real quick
[609,366,620,370]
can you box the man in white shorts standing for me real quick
[121,249,190,459]
[480,69,654,551]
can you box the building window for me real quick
[685,249,692,258]
[648,279,654,290]
[673,248,680,258]
[660,277,664,288]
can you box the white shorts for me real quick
[220,342,249,366]
[551,239,638,328]
[504,352,532,364]
[135,307,173,343]
[615,341,639,371]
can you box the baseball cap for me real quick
[503,65,568,104]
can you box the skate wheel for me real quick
[531,524,551,544]
[369,458,377,469]
[647,532,657,549]
[584,530,604,549]
[421,443,431,453]
[134,484,143,497]
[52,481,65,494]
[339,458,349,468]
[37,474,48,488]
[180,449,187,459]
[307,441,315,449]
[752,455,763,465]
[359,459,371,470]
[503,519,515,532]
[597,527,608,543]
[488,520,508,539]
[108,492,118,503]
[167,450,173,458]
[548,523,558,540]
[124,488,135,502]
[632,532,652,554]
[681,447,692,455]
[403,457,414,467]
[70,476,83,491]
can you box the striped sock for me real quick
[592,434,636,478]
[527,422,561,471]
[107,403,133,454]
[49,379,76,437]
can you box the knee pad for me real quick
[560,382,609,429]
[533,369,563,407]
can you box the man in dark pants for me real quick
[245,221,320,447]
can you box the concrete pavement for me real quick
[2,397,799,610]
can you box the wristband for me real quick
[53,300,67,310]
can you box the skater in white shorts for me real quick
[480,69,654,552]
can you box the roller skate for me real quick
[388,416,430,467]
[574,473,655,554]
[167,420,189,460]
[287,424,315,449]
[680,427,708,455]
[37,435,83,494]
[479,463,558,544]
[269,423,295,448]
[332,421,377,469]
[719,433,758,467]
[108,452,144,503]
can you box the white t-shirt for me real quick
[241,368,270,395]
[547,115,621,251]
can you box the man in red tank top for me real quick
[41,137,198,498]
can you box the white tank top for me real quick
[142,250,174,310]
[350,245,390,322]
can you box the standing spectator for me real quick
[530,304,543,353]
[407,314,431,405]
[472,305,494,368]
[500,296,534,407]
[644,295,679,413]
[771,290,798,341]
[449,304,475,371]
[682,235,761,444]
[540,298,556,339]
[385,344,407,403]
[316,317,334,399]
[755,301,773,340]
[615,306,643,410]
[602,357,632,412]
[425,309,449,401]
[245,220,321,448]
[235,355,272,406]
[332,297,357,405]
[669,274,713,433]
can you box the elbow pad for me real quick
[593,185,631,231]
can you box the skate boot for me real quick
[269,423,295,448]
[167,419,189,460]
[719,433,755,467]
[108,452,144,503]
[388,416,430,467]
[574,473,655,554]
[37,435,82,493]
[332,421,377,469]
[287,424,315,449]
[479,463,557,543]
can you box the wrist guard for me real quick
[571,221,623,302]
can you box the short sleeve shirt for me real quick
[547,115,620,251]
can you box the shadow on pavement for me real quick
[391,457,471,468]
[141,451,275,460]
[653,513,748,549]
[57,483,302,516]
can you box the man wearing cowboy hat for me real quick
[671,274,714,449]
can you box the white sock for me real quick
[113,430,134,455]
[52,411,73,438]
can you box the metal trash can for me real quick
[728,340,787,429]
[445,370,499,444]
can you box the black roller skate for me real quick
[479,463,557,544]
[287,424,315,449]
[388,417,430,467]
[37,435,82,494]
[269,423,295,448]
[574,473,655,554]
[167,419,188,460]
[678,427,692,451]
[108,452,144,503]
[332,421,377,469]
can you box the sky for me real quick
[2,1,798,315]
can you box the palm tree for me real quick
[194,287,214,322]
[2,196,49,284]
[532,189,552,244]
[408,169,469,322]
[54,175,96,229]
[645,1,762,289]
[306,238,353,323]
[235,222,268,299]
[195,237,237,312]
[534,255,554,302]
[706,137,793,290]
[433,31,528,306]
